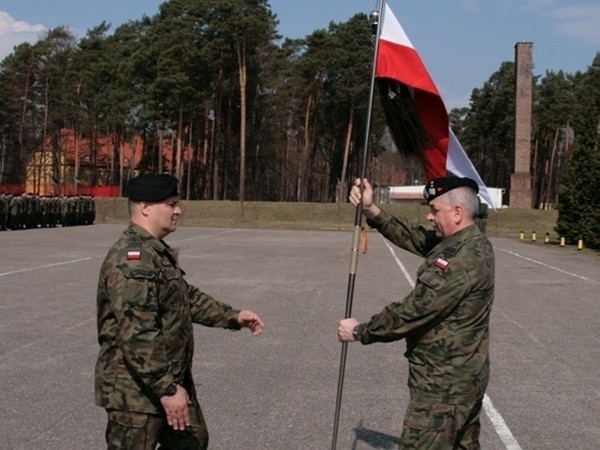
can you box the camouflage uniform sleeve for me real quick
[353,250,471,344]
[109,247,175,398]
[187,282,241,329]
[367,209,440,257]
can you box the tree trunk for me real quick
[545,128,560,209]
[186,122,193,200]
[212,66,224,201]
[237,39,247,209]
[175,106,184,180]
[300,95,314,201]
[281,113,293,201]
[339,108,354,203]
[18,65,32,163]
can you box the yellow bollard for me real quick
[531,231,536,242]
[544,232,550,244]
[578,239,583,251]
[519,231,524,241]
[560,237,565,247]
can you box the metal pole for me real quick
[330,2,384,448]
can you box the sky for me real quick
[0,0,598,110]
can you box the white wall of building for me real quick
[388,185,506,209]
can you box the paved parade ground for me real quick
[0,224,599,449]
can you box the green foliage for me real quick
[555,53,600,249]
[453,61,515,189]
[555,140,600,247]
[0,0,597,217]
[530,70,575,208]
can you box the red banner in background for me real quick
[0,185,121,197]
[0,185,24,194]
[89,186,120,197]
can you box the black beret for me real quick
[126,174,179,202]
[423,177,478,203]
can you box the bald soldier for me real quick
[338,177,495,449]
[95,174,264,449]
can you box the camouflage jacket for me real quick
[354,209,495,399]
[95,223,241,413]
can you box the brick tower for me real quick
[510,42,534,208]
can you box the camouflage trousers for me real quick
[105,398,208,450]
[399,390,484,450]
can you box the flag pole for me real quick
[330,1,384,448]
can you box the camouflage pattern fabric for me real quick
[354,209,495,448]
[95,223,241,443]
[105,397,209,450]
[0,194,6,230]
[399,393,483,449]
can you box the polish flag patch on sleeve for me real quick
[434,257,449,270]
[127,250,142,260]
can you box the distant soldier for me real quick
[49,195,60,227]
[74,195,82,225]
[95,173,265,449]
[338,177,495,449]
[6,193,15,229]
[40,195,48,227]
[476,198,489,234]
[89,195,96,224]
[60,195,69,226]
[0,193,6,230]
[24,193,35,229]
[10,193,22,229]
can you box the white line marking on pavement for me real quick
[0,258,92,278]
[0,317,96,361]
[495,247,599,284]
[383,237,522,450]
[483,394,523,450]
[0,230,239,278]
[383,240,415,288]
[497,310,544,347]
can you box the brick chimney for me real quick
[510,42,533,208]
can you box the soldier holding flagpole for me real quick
[332,1,495,448]
[338,176,494,449]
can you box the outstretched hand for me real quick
[237,310,265,336]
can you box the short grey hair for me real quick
[439,187,479,220]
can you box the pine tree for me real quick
[555,53,600,248]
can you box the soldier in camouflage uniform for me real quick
[0,193,6,230]
[338,177,494,449]
[95,174,265,450]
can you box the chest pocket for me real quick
[159,261,186,310]
[413,268,447,313]
[121,267,158,311]
[418,268,446,291]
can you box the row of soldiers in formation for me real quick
[0,193,96,231]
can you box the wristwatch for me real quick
[165,383,178,396]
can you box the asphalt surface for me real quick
[0,224,598,450]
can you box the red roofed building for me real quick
[25,129,193,196]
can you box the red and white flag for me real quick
[375,2,494,207]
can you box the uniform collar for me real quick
[126,222,170,254]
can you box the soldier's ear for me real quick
[130,201,150,218]
[453,204,464,224]
[139,201,152,217]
